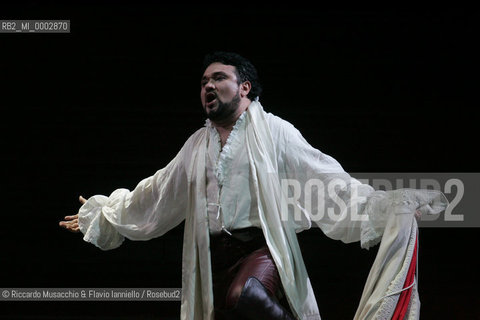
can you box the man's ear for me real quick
[240,81,252,98]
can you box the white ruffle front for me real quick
[205,111,247,187]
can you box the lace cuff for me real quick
[360,188,448,249]
[361,190,388,249]
[78,195,125,251]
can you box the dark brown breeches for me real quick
[210,228,281,310]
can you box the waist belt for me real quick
[211,226,264,242]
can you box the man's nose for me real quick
[205,80,215,90]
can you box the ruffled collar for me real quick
[206,111,247,186]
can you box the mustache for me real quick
[203,93,241,122]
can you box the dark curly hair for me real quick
[202,51,262,101]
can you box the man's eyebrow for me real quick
[201,71,228,81]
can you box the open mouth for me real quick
[206,92,217,106]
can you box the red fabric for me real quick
[392,236,418,320]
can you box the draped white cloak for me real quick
[78,101,448,319]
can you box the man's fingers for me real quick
[59,196,85,233]
[59,220,80,233]
[79,195,87,204]
[415,209,422,220]
[59,219,77,226]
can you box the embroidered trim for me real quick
[360,220,382,249]
[375,223,417,319]
[360,190,387,249]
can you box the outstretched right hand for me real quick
[59,196,87,233]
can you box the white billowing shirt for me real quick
[205,111,260,235]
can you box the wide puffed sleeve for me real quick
[270,115,447,249]
[77,134,196,251]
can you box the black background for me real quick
[0,2,479,319]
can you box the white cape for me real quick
[78,101,448,319]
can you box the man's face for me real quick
[200,62,241,122]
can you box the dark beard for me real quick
[204,92,241,123]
